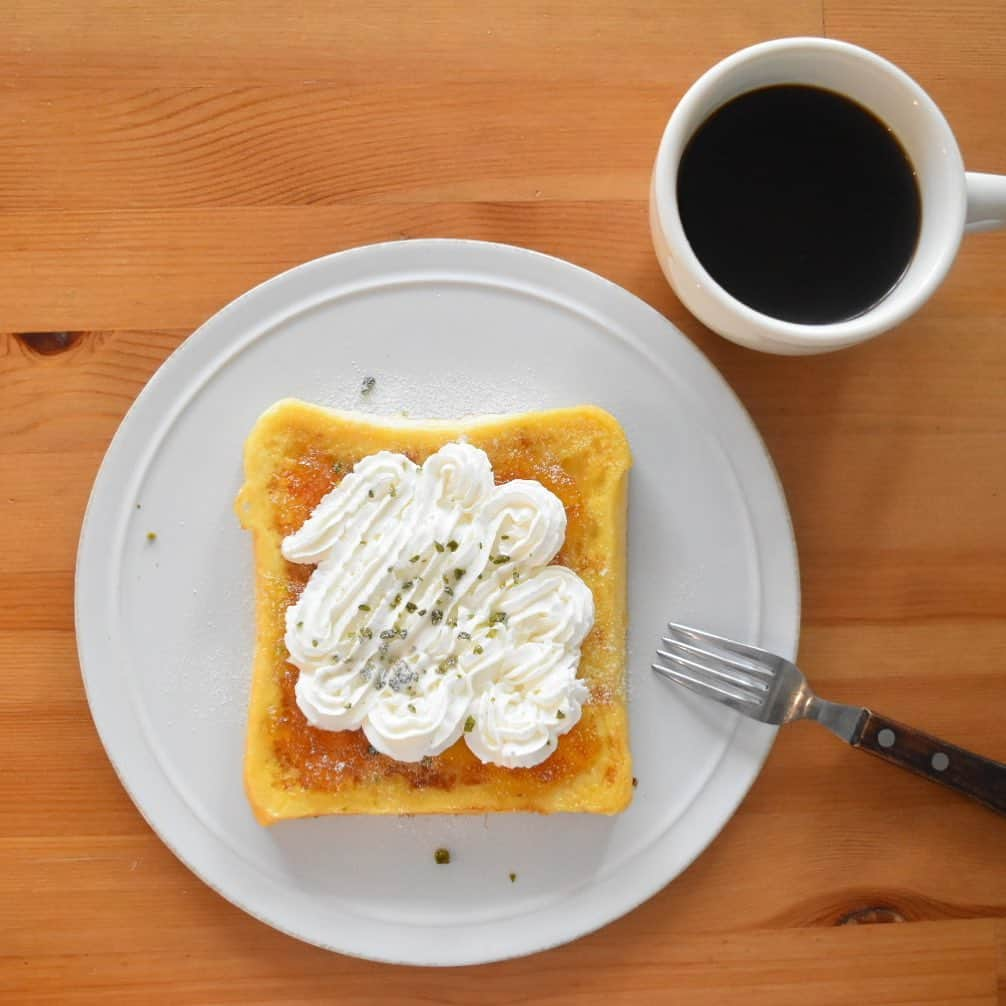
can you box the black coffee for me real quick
[676,84,921,325]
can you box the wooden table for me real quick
[3,1,1004,1002]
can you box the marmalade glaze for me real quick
[265,434,609,794]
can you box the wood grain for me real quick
[5,1,820,84]
[2,0,1005,1002]
[0,84,667,209]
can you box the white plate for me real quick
[76,239,799,966]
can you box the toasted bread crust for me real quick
[237,400,632,822]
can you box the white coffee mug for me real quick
[650,38,1006,354]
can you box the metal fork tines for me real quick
[651,620,1006,816]
[652,622,796,723]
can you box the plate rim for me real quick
[75,238,800,966]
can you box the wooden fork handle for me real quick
[853,710,1006,815]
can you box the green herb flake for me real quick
[361,376,376,395]
[344,702,352,709]
[509,872,517,883]
[358,603,371,612]
[405,602,417,613]
[446,616,458,628]
[473,644,484,655]
[488,611,507,626]
[146,531,157,542]
[434,541,445,553]
[360,627,373,640]
[418,608,427,617]
[311,639,318,647]
[490,554,510,565]
[463,715,475,733]
[407,703,416,713]
[458,631,471,641]
[390,485,398,498]
[409,554,420,563]
[368,489,375,499]
[447,540,459,552]
[487,629,498,639]
[379,629,396,640]
[391,593,402,608]
[454,568,465,581]
[401,580,414,591]
[556,710,566,720]
[434,848,451,865]
[296,620,304,629]
[430,609,443,625]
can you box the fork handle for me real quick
[854,710,1006,815]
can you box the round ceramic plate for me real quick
[76,239,799,966]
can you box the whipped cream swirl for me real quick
[282,441,594,767]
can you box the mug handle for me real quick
[965,172,1006,233]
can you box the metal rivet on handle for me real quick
[878,728,896,748]
[931,752,950,772]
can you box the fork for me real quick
[653,622,1006,815]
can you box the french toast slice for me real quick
[236,399,632,822]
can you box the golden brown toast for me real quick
[236,399,632,822]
